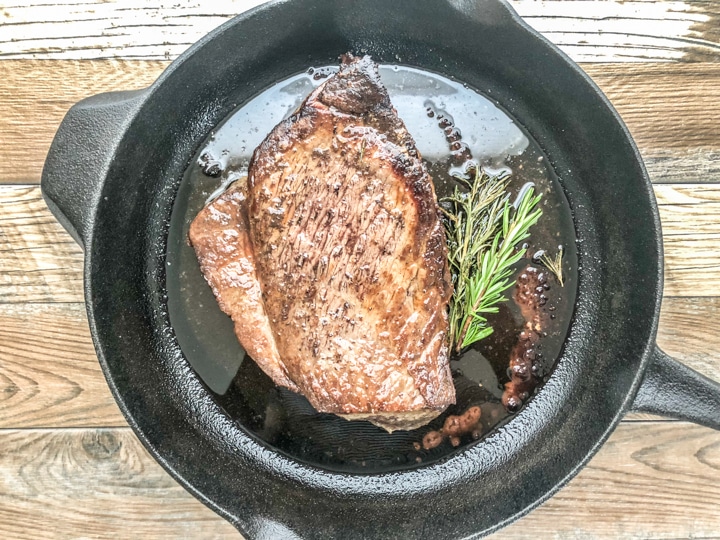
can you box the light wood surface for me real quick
[1,0,719,62]
[1,1,719,539]
[0,423,717,539]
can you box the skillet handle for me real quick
[631,345,720,430]
[41,89,148,247]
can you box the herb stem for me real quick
[442,169,543,352]
[540,246,564,287]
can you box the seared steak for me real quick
[190,55,455,431]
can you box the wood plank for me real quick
[0,428,238,539]
[657,297,720,384]
[584,62,720,151]
[501,422,720,539]
[0,423,717,539]
[1,295,717,430]
[0,186,83,303]
[1,0,719,62]
[2,61,720,185]
[643,148,720,184]
[2,4,718,539]
[655,184,720,297]
[515,0,720,63]
[2,184,718,303]
[0,303,121,429]
[629,294,720,419]
[0,59,167,185]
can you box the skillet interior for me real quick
[85,0,661,537]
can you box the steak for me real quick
[190,55,455,431]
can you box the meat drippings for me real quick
[418,405,483,450]
[502,265,549,411]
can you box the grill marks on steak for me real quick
[190,55,455,431]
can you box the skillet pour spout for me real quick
[40,0,720,538]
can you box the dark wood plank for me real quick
[643,149,720,184]
[2,61,720,184]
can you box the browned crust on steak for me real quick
[248,55,454,415]
[188,180,298,391]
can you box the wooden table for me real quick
[1,1,719,538]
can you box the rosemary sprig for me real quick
[540,246,564,287]
[442,170,543,353]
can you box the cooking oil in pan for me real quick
[166,65,577,473]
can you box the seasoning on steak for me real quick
[189,54,455,432]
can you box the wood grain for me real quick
[0,423,717,539]
[2,184,717,303]
[643,148,720,184]
[1,0,719,62]
[658,297,720,382]
[0,296,717,430]
[516,0,720,63]
[0,186,83,303]
[501,422,720,539]
[0,59,167,184]
[2,61,720,184]
[1,3,719,540]
[0,428,238,539]
[584,62,720,151]
[0,303,120,429]
[656,184,720,297]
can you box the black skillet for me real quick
[41,0,720,537]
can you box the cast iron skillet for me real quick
[41,0,720,537]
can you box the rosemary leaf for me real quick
[442,169,543,353]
